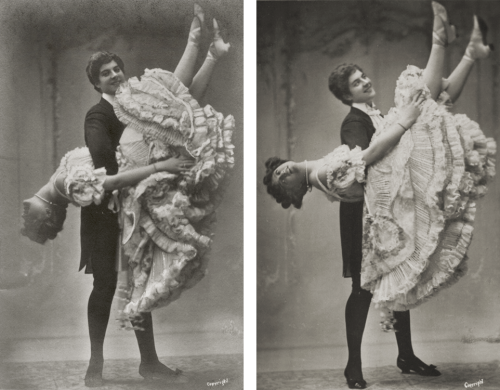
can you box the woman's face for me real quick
[272,161,304,192]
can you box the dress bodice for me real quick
[118,127,151,169]
[50,147,107,207]
[315,145,366,203]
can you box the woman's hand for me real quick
[155,156,195,174]
[398,90,425,130]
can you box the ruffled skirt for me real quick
[362,97,496,311]
[113,69,235,324]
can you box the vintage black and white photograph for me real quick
[0,0,243,389]
[257,1,499,389]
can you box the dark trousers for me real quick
[84,211,159,365]
[345,271,414,374]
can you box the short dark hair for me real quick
[86,51,125,93]
[328,63,363,106]
[263,157,308,209]
[21,202,67,244]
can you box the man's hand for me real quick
[398,90,425,130]
[155,156,195,174]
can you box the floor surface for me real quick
[257,340,500,389]
[0,354,243,390]
[257,361,499,389]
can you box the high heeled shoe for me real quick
[397,355,441,376]
[208,19,231,60]
[344,367,367,389]
[432,1,456,46]
[465,15,494,61]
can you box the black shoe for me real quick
[477,16,495,51]
[397,355,441,376]
[139,361,183,381]
[344,367,367,389]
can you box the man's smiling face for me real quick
[95,60,125,96]
[347,69,376,105]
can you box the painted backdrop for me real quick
[257,0,500,368]
[0,0,243,363]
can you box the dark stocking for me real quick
[344,273,372,381]
[85,277,116,386]
[393,310,414,358]
[133,312,180,378]
[133,312,159,364]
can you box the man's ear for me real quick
[343,94,353,103]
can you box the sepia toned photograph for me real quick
[257,1,499,389]
[0,0,243,389]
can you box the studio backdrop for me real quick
[257,0,500,363]
[0,0,243,362]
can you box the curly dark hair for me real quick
[328,63,363,106]
[21,201,68,244]
[86,51,125,93]
[263,157,308,209]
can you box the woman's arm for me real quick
[362,92,424,166]
[103,156,195,190]
[53,156,195,197]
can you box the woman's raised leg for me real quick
[446,16,493,103]
[173,4,204,87]
[422,1,455,101]
[189,19,230,101]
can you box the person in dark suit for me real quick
[328,63,439,388]
[262,2,493,387]
[83,51,184,387]
[81,6,231,385]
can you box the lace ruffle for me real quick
[113,69,235,321]
[321,145,365,202]
[115,70,235,202]
[362,65,496,312]
[53,147,107,207]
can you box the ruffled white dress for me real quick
[112,69,235,321]
[49,147,107,207]
[315,145,366,203]
[361,65,496,311]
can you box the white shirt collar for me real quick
[352,102,375,114]
[102,93,116,105]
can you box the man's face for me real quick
[95,60,125,96]
[346,69,376,105]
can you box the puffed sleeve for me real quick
[84,111,119,175]
[64,164,107,207]
[341,119,371,150]
[321,145,366,202]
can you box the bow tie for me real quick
[366,105,381,116]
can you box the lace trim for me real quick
[361,65,497,310]
[317,145,366,203]
[112,68,236,320]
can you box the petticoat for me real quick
[361,65,496,312]
[112,69,235,324]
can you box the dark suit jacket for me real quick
[339,107,375,277]
[80,98,125,272]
